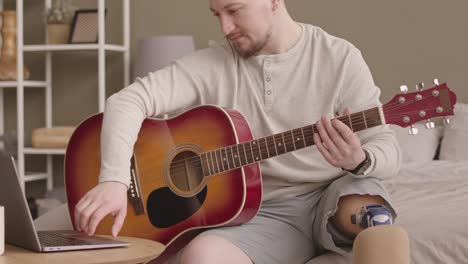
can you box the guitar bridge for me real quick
[128,156,145,215]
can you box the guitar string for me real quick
[168,112,433,176]
[168,104,440,169]
[168,107,440,171]
[168,116,382,173]
[168,92,449,169]
[169,92,447,168]
[169,93,448,169]
[383,94,444,112]
[167,109,380,167]
[149,92,452,178]
[168,122,371,169]
[170,124,439,177]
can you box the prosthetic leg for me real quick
[352,205,410,264]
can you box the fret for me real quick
[362,111,368,128]
[266,136,277,157]
[367,108,381,128]
[274,134,286,155]
[373,108,381,127]
[245,141,254,164]
[284,131,295,152]
[249,141,259,162]
[348,115,353,132]
[280,133,287,153]
[257,139,265,159]
[225,147,231,169]
[214,150,223,173]
[215,149,224,172]
[203,153,213,175]
[342,115,362,130]
[293,128,305,149]
[306,125,315,146]
[239,143,248,166]
[234,144,242,167]
[229,145,238,168]
[210,151,218,174]
[290,130,297,150]
[281,133,288,153]
[281,131,288,152]
[243,143,250,163]
[217,149,223,172]
[200,154,206,175]
[226,148,231,170]
[206,152,211,174]
[216,149,224,172]
[252,140,261,161]
[245,142,252,164]
[261,137,270,158]
[200,154,209,176]
[223,147,232,170]
[366,110,375,127]
[354,112,365,131]
[221,148,231,170]
[301,127,307,147]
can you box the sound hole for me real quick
[147,186,207,228]
[169,150,204,194]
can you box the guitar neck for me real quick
[200,106,384,176]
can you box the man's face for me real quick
[210,0,274,58]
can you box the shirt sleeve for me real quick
[98,53,211,187]
[335,49,402,179]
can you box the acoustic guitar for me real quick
[65,82,456,251]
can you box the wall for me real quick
[130,0,467,102]
[4,0,467,196]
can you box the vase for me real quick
[47,24,70,44]
[0,11,30,81]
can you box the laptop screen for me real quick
[0,155,42,251]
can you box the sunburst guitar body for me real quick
[65,105,262,248]
[65,82,456,258]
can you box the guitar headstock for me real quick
[383,81,457,128]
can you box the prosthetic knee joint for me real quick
[351,204,393,229]
[352,205,409,264]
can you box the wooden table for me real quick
[0,236,165,264]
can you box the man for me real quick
[74,0,404,263]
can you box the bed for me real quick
[308,103,468,264]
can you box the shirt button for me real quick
[266,63,270,67]
[266,77,271,82]
[266,90,272,95]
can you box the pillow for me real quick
[390,124,442,164]
[439,103,468,160]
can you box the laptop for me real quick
[0,155,130,252]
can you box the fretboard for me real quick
[200,107,383,176]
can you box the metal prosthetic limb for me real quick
[352,205,409,264]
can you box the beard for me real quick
[228,27,273,58]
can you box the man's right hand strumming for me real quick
[74,181,128,237]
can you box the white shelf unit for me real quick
[0,0,131,192]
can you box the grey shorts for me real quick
[169,174,396,264]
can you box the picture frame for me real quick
[68,9,106,44]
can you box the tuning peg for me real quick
[433,78,440,85]
[400,85,408,93]
[443,116,451,126]
[416,82,425,91]
[425,119,435,129]
[409,125,419,135]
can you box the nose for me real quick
[219,15,235,36]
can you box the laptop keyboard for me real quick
[38,231,91,247]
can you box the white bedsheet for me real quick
[308,160,468,264]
